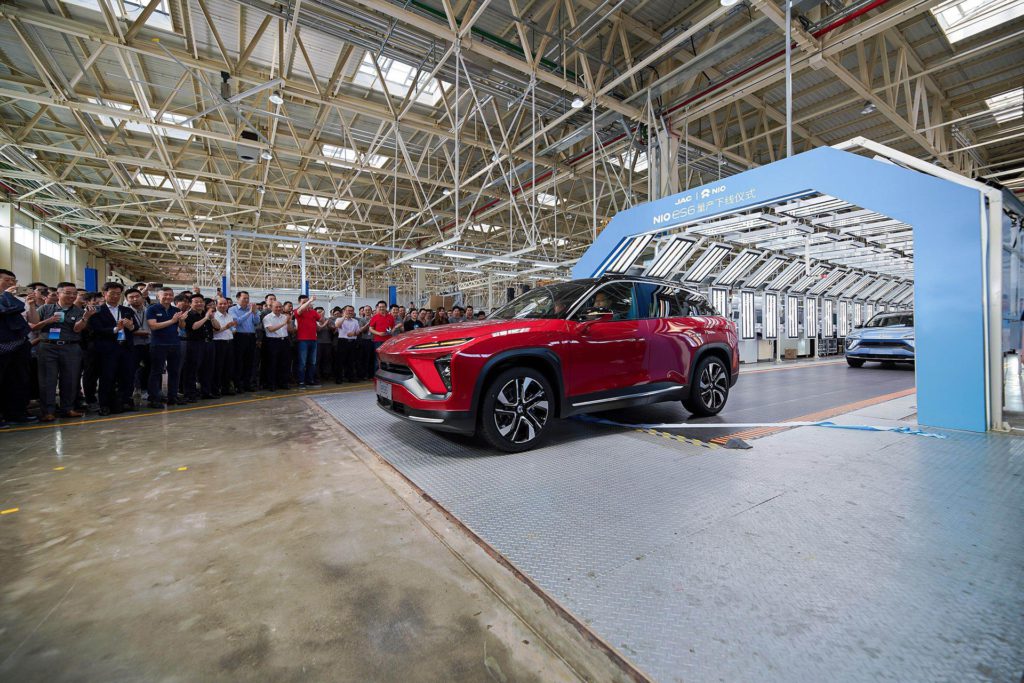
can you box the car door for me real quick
[565,281,649,398]
[637,283,697,386]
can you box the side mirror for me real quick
[854,324,864,329]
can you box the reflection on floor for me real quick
[1004,354,1024,429]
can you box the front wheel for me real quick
[847,358,865,368]
[684,356,730,417]
[479,368,554,453]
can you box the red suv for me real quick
[375,275,739,452]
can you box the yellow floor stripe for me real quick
[1,383,373,434]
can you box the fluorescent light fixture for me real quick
[690,214,770,236]
[605,234,655,273]
[786,295,800,338]
[931,0,1024,43]
[807,269,846,295]
[298,194,351,210]
[442,250,478,260]
[764,292,779,339]
[25,150,37,159]
[827,272,863,297]
[269,91,284,105]
[985,87,1023,124]
[489,257,520,265]
[713,249,760,285]
[740,291,756,339]
[805,297,818,338]
[721,0,741,6]
[789,265,828,293]
[765,261,806,291]
[823,299,836,338]
[530,262,559,270]
[571,96,585,109]
[193,214,211,221]
[410,263,441,270]
[644,236,697,279]
[710,288,728,318]
[455,268,483,274]
[392,236,463,267]
[743,255,787,289]
[683,244,731,283]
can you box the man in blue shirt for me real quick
[229,290,259,392]
[145,287,186,408]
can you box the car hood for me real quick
[380,318,553,353]
[850,326,913,339]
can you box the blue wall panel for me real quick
[84,267,98,292]
[574,147,986,431]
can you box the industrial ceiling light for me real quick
[860,101,877,115]
[409,263,441,270]
[256,185,266,194]
[25,150,37,159]
[570,96,585,109]
[720,0,741,6]
[442,188,451,196]
[269,91,284,105]
[260,150,273,161]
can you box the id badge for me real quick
[48,327,61,340]
[117,329,126,342]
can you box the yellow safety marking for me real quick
[0,383,373,433]
[634,427,721,450]
[53,466,65,471]
[1,508,19,515]
[177,466,188,471]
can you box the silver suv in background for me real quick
[845,311,914,367]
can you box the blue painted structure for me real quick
[388,285,397,306]
[573,146,988,432]
[84,266,98,292]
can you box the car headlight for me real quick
[411,337,474,350]
[434,354,452,391]
[847,339,859,349]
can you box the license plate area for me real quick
[376,379,393,402]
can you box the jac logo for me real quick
[700,185,727,199]
[674,194,694,205]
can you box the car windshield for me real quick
[489,281,595,320]
[865,313,913,328]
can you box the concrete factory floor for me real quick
[0,388,626,682]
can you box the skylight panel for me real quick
[536,192,560,207]
[353,53,450,106]
[87,97,192,141]
[931,0,1024,43]
[285,224,328,234]
[469,223,501,233]
[541,237,568,247]
[298,194,351,211]
[321,143,389,169]
[608,149,649,173]
[136,173,206,193]
[985,87,1023,124]
[63,0,174,31]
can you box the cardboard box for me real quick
[784,348,798,360]
[427,294,455,310]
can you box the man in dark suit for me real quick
[86,281,136,415]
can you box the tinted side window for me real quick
[574,282,636,321]
[685,294,716,316]
[637,283,687,318]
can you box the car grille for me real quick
[379,361,413,376]
[857,339,913,349]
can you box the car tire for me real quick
[479,367,554,453]
[847,358,865,368]
[683,355,730,417]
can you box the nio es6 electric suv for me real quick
[845,310,915,367]
[375,275,740,452]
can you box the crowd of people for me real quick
[0,267,486,429]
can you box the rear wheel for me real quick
[479,368,553,453]
[684,355,730,417]
[847,358,865,368]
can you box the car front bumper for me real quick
[846,342,915,362]
[374,370,475,434]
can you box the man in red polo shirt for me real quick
[293,294,322,387]
[368,300,394,375]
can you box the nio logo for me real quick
[700,185,727,199]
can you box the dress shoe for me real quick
[121,404,138,412]
[147,401,165,410]
[40,414,56,423]
[61,410,84,418]
[98,407,111,416]
[10,415,39,424]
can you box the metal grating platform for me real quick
[315,391,1024,682]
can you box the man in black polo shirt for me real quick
[182,294,215,402]
[87,281,136,416]
[146,287,186,408]
[34,281,87,421]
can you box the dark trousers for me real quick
[95,340,135,410]
[81,343,99,404]
[213,340,234,395]
[335,341,357,381]
[372,341,385,375]
[264,338,290,390]
[148,343,182,403]
[317,342,332,382]
[233,333,256,391]
[133,345,150,393]
[182,340,213,398]
[37,343,82,415]
[358,339,374,379]
[0,341,31,421]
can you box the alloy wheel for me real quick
[493,376,550,444]
[699,360,728,411]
